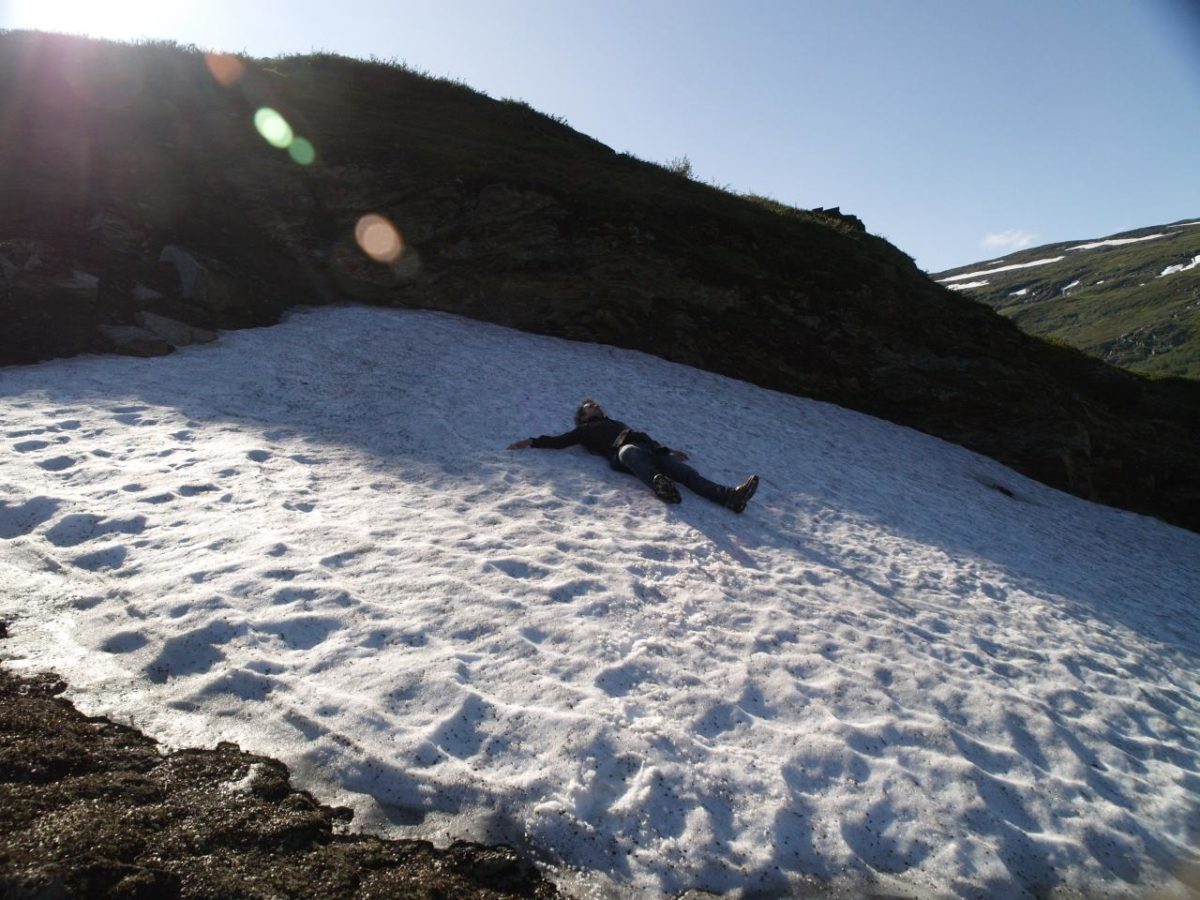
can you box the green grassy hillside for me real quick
[934,223,1200,378]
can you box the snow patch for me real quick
[944,280,988,291]
[1,306,1198,899]
[1066,234,1165,250]
[1060,279,1081,295]
[1160,255,1200,277]
[1008,288,1029,297]
[938,256,1065,282]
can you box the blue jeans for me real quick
[615,443,730,505]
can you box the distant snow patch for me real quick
[1009,288,1029,297]
[1060,280,1081,295]
[1168,220,1200,229]
[1159,255,1200,277]
[1066,234,1165,251]
[938,256,1065,283]
[945,280,989,291]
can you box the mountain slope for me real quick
[2,307,1198,898]
[1,30,1199,534]
[934,221,1200,378]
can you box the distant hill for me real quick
[2,31,1199,532]
[934,221,1200,379]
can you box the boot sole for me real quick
[652,475,682,504]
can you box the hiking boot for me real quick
[652,474,682,504]
[726,474,759,513]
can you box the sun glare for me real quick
[253,108,294,149]
[7,0,189,43]
[355,215,404,263]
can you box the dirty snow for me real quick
[1,307,1198,899]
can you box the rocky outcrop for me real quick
[0,235,226,362]
[0,240,100,364]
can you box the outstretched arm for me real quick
[507,427,585,450]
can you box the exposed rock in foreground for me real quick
[0,648,558,899]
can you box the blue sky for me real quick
[3,0,1197,271]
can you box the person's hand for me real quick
[670,449,689,460]
[508,439,532,450]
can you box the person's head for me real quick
[574,398,605,426]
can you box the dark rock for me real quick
[137,312,217,346]
[97,325,173,357]
[0,240,100,364]
[158,246,241,314]
[87,210,149,258]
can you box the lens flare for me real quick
[253,108,293,149]
[204,53,245,87]
[288,137,316,166]
[355,215,403,263]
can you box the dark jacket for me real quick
[530,418,672,469]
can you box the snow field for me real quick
[1,307,1198,898]
[938,257,1067,283]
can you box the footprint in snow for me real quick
[43,513,147,548]
[138,493,176,505]
[487,558,550,580]
[99,631,149,654]
[0,497,62,539]
[260,616,343,650]
[320,549,365,568]
[37,455,77,472]
[178,483,218,497]
[71,545,129,571]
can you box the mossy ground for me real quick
[0,623,557,900]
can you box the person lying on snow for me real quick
[507,398,759,512]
